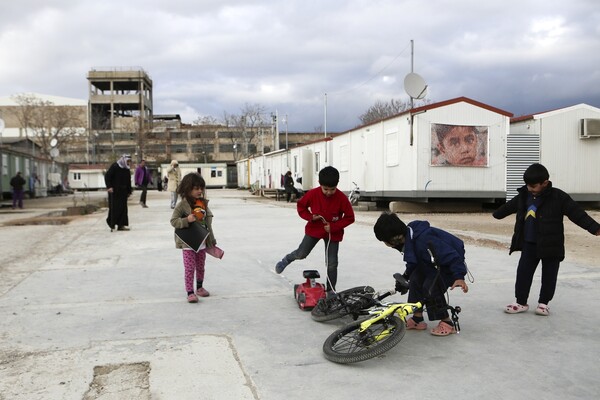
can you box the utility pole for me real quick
[0,118,4,200]
[284,113,288,150]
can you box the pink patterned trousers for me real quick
[182,249,206,292]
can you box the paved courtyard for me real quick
[1,189,599,399]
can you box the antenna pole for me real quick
[410,39,414,109]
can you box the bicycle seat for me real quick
[303,270,321,279]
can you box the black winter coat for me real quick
[493,182,600,261]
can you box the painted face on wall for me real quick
[438,126,478,166]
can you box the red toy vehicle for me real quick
[294,270,326,310]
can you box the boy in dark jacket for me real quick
[275,166,355,293]
[494,163,600,316]
[374,212,469,336]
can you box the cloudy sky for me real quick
[1,0,599,132]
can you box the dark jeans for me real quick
[407,266,450,321]
[515,241,560,305]
[12,189,24,208]
[139,184,148,204]
[285,187,299,202]
[281,234,339,291]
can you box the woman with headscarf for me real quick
[104,154,133,231]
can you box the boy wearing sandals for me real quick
[493,163,600,316]
[374,212,469,336]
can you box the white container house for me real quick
[237,97,513,202]
[330,97,512,201]
[508,104,600,201]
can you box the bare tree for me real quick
[193,115,220,125]
[10,93,86,157]
[358,98,431,126]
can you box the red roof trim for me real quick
[343,96,513,133]
[411,97,513,117]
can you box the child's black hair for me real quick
[373,211,407,242]
[177,172,206,204]
[523,163,549,185]
[318,166,340,187]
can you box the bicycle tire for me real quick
[322,315,405,364]
[310,286,376,322]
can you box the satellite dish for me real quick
[50,148,60,158]
[50,138,58,147]
[404,72,428,99]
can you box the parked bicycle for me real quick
[348,181,360,205]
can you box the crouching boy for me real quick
[374,212,469,336]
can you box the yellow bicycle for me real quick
[322,274,461,364]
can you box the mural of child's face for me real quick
[438,126,478,165]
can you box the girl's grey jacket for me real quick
[170,198,217,249]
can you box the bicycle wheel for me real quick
[311,286,375,322]
[322,315,405,364]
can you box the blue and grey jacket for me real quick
[402,220,467,286]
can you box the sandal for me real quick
[406,318,427,330]
[187,293,198,303]
[430,320,456,336]
[535,303,549,316]
[505,303,529,314]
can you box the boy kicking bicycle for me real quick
[374,212,469,336]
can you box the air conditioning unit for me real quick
[580,118,600,139]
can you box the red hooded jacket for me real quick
[297,186,355,242]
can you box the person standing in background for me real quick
[167,160,181,209]
[10,172,26,209]
[28,172,40,199]
[134,159,151,208]
[104,154,133,231]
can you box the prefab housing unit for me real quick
[68,164,108,190]
[236,97,512,202]
[161,163,228,188]
[68,164,107,190]
[509,104,600,201]
[236,139,331,191]
[329,97,512,202]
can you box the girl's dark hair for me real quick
[177,173,206,204]
[523,163,549,185]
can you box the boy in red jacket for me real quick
[275,166,355,294]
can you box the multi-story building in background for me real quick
[1,67,329,187]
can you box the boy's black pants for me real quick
[515,241,560,305]
[407,267,449,321]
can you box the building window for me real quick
[315,152,320,172]
[2,154,7,176]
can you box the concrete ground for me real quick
[0,189,599,400]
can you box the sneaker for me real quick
[142,204,148,208]
[187,293,198,303]
[275,259,289,274]
[535,303,549,316]
[406,318,427,330]
[196,287,210,297]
